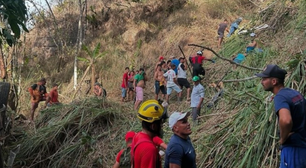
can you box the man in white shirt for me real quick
[190,76,204,125]
[177,57,191,101]
[163,64,182,104]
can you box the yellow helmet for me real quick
[137,100,164,123]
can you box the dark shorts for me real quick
[177,78,190,88]
[218,32,224,38]
[155,81,166,95]
[128,82,134,90]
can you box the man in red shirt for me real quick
[46,83,60,107]
[113,131,136,168]
[189,51,215,77]
[131,100,167,168]
[121,67,130,102]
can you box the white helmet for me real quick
[196,51,203,55]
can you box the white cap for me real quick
[169,111,190,129]
[250,33,256,37]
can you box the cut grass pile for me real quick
[9,97,141,167]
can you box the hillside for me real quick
[2,0,306,167]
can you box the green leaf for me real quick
[77,57,90,63]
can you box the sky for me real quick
[25,0,57,29]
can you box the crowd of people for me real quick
[120,52,209,125]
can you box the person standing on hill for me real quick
[121,67,129,102]
[28,78,47,121]
[190,76,204,125]
[127,71,135,101]
[131,100,167,168]
[154,64,167,100]
[177,57,191,102]
[256,64,306,168]
[189,51,215,78]
[163,64,182,103]
[134,68,147,110]
[217,19,229,48]
[165,111,196,168]
[227,17,242,37]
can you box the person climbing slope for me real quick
[189,51,215,78]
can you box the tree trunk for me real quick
[0,48,6,79]
[91,61,95,94]
[72,63,92,99]
[74,0,84,89]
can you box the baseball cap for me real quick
[159,56,164,61]
[192,76,200,82]
[125,131,136,142]
[255,64,287,79]
[169,111,190,129]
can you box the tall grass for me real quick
[11,98,141,167]
[192,24,306,167]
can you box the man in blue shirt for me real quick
[256,64,306,168]
[165,111,196,168]
[190,76,204,125]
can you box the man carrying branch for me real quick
[189,51,215,78]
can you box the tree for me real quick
[72,42,107,98]
[0,0,28,79]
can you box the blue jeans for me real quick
[280,147,306,168]
[227,23,238,37]
[121,88,127,98]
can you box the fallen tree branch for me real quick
[245,92,262,102]
[188,44,263,71]
[223,76,258,83]
[258,1,276,14]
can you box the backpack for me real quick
[119,146,131,168]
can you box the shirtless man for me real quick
[134,68,147,110]
[154,64,167,100]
